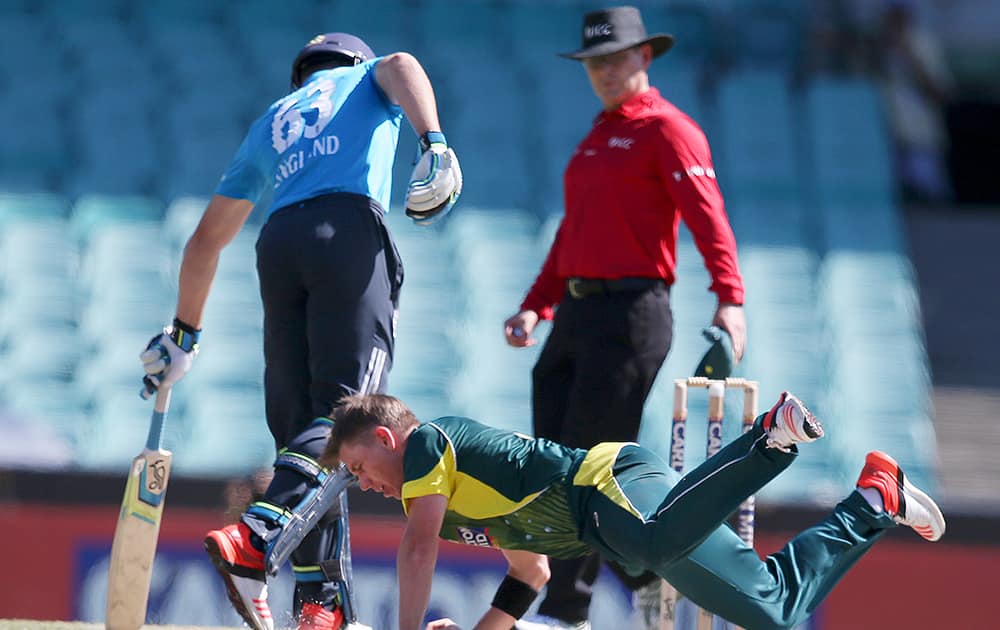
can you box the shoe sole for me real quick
[868,451,946,542]
[204,536,269,630]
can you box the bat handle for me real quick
[154,385,173,414]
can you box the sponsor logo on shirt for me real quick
[457,526,497,548]
[608,136,634,149]
[672,165,717,181]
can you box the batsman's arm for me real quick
[375,52,441,137]
[175,194,254,328]
[398,493,448,630]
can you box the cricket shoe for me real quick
[856,451,946,541]
[297,603,373,630]
[297,602,343,630]
[204,522,274,630]
[762,391,824,451]
[514,615,591,630]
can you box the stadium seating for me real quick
[0,0,939,503]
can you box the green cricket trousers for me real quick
[570,419,895,630]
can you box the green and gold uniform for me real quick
[401,416,897,630]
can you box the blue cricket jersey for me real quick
[216,58,403,217]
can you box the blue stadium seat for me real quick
[804,77,895,206]
[716,70,802,205]
[0,96,71,184]
[0,219,79,336]
[0,327,80,384]
[69,194,164,243]
[717,0,806,72]
[176,390,274,476]
[79,385,187,471]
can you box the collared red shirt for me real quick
[521,87,744,319]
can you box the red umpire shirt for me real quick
[522,87,744,320]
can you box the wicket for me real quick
[659,377,759,630]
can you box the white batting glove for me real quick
[140,318,200,399]
[405,131,462,226]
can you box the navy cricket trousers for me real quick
[244,192,403,613]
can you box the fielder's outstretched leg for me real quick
[659,450,945,629]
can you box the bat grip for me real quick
[154,385,173,414]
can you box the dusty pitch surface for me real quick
[0,623,242,630]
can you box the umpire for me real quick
[503,7,745,629]
[140,33,461,630]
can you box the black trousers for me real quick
[247,192,403,612]
[533,282,672,623]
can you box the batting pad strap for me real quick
[247,501,294,527]
[292,564,327,583]
[491,575,539,620]
[318,559,346,581]
[274,451,328,482]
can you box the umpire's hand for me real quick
[504,309,539,347]
[713,303,746,363]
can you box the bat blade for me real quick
[106,388,173,630]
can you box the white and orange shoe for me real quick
[762,391,825,451]
[856,451,946,541]
[204,522,274,630]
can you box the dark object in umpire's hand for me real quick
[695,326,734,378]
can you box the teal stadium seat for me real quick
[69,194,164,243]
[78,384,187,471]
[0,327,81,385]
[0,218,79,335]
[716,70,802,206]
[805,77,896,206]
[0,82,69,189]
[718,0,806,72]
[176,390,274,476]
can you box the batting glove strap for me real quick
[169,317,201,353]
[418,130,447,153]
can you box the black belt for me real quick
[566,277,663,299]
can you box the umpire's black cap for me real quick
[559,6,674,60]
[291,32,375,89]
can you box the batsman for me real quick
[139,32,461,630]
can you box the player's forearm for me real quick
[175,195,253,328]
[397,529,439,630]
[175,238,221,329]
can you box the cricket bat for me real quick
[105,386,173,630]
